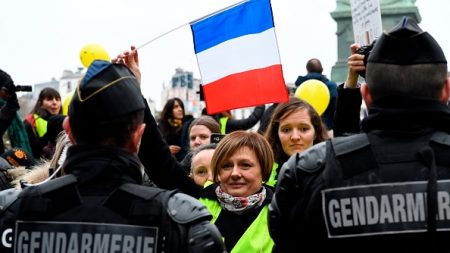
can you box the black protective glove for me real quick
[0,69,16,94]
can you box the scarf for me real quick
[215,186,266,215]
[168,118,183,129]
[0,99,32,154]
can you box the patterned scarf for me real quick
[168,118,183,129]
[215,186,266,214]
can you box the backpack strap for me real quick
[17,175,81,220]
[103,183,175,224]
[331,133,378,180]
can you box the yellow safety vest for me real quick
[266,162,279,187]
[33,114,48,137]
[219,117,228,134]
[200,196,274,252]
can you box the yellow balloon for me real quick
[62,90,75,116]
[294,79,330,116]
[79,43,110,68]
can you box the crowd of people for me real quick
[0,16,449,252]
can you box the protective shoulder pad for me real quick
[18,174,77,197]
[290,141,327,173]
[0,188,21,212]
[430,131,450,146]
[167,193,212,224]
[332,133,369,156]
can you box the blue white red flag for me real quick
[191,0,288,114]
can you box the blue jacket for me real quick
[295,73,337,130]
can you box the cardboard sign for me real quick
[350,0,383,45]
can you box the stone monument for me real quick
[330,0,421,83]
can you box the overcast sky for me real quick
[1,0,448,109]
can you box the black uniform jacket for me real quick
[270,96,450,253]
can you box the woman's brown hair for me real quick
[264,96,329,165]
[211,130,274,184]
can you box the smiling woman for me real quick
[199,130,275,252]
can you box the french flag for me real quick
[191,0,288,114]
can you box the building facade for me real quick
[161,68,260,126]
[163,68,204,118]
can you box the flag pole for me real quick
[137,0,248,50]
[190,0,249,24]
[137,23,188,50]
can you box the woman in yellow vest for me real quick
[263,97,330,187]
[118,46,273,251]
[200,131,274,252]
[23,87,62,159]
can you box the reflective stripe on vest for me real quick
[219,117,228,134]
[266,162,279,187]
[200,198,274,253]
[33,114,48,137]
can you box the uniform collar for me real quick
[362,96,450,134]
[63,144,143,185]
